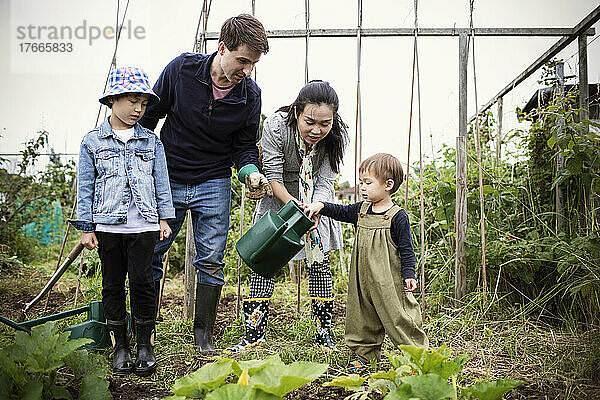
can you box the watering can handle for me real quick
[285,212,304,230]
[250,222,288,263]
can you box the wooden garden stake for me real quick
[455,33,468,306]
[157,248,170,320]
[578,34,590,232]
[495,97,503,167]
[404,39,417,210]
[578,35,589,123]
[297,261,302,314]
[184,211,195,320]
[414,0,426,309]
[353,0,363,201]
[289,261,297,283]
[236,185,246,320]
[555,62,567,234]
[304,0,310,84]
[469,0,488,300]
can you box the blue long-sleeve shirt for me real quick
[139,52,260,184]
[320,201,416,280]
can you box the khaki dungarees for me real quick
[345,202,429,361]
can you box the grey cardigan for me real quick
[254,111,342,261]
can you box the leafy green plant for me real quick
[165,354,328,399]
[0,130,76,260]
[324,345,525,400]
[0,321,111,400]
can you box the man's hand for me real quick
[81,232,98,250]
[245,171,273,200]
[405,278,418,292]
[159,220,172,240]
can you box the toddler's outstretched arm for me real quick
[301,202,324,220]
[300,202,324,231]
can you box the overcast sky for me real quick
[1,0,599,183]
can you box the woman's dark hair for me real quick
[276,80,348,173]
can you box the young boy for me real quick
[302,153,428,370]
[69,67,174,377]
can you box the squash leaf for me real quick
[5,322,92,374]
[79,374,112,400]
[49,383,72,400]
[370,370,398,381]
[172,358,235,396]
[64,349,107,379]
[386,374,455,400]
[461,379,527,400]
[21,381,43,400]
[250,360,328,397]
[323,374,366,390]
[205,384,281,400]
[231,354,281,376]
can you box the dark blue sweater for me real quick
[139,52,260,184]
[320,201,416,280]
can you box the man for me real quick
[139,14,271,354]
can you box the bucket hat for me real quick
[99,67,160,107]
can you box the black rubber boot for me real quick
[225,299,269,354]
[312,298,339,352]
[134,319,156,377]
[193,283,222,355]
[107,319,134,376]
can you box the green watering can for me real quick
[0,301,115,350]
[0,243,129,350]
[236,200,314,278]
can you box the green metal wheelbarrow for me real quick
[0,242,114,350]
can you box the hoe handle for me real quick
[23,242,85,314]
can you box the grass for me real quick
[1,255,599,399]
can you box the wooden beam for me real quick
[199,27,595,40]
[470,5,600,121]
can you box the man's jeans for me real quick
[152,178,231,286]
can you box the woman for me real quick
[229,80,348,352]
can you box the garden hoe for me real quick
[0,242,112,349]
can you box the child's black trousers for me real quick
[96,231,158,322]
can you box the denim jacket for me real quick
[69,118,175,232]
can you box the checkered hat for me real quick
[99,67,160,107]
